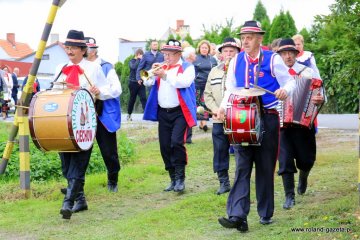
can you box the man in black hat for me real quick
[276,38,324,210]
[216,21,296,232]
[204,37,241,195]
[143,39,197,193]
[85,37,122,193]
[54,29,110,220]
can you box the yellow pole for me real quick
[0,0,67,198]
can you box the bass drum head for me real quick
[69,89,97,151]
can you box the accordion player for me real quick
[277,65,324,129]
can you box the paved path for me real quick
[1,113,358,130]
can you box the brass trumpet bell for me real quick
[140,62,167,81]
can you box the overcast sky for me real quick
[0,0,335,63]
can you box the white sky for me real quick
[0,0,335,63]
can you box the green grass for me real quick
[0,124,359,240]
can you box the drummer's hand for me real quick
[274,88,288,101]
[216,107,225,121]
[311,95,324,105]
[89,86,100,95]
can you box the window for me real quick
[42,54,50,60]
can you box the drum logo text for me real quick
[44,103,59,112]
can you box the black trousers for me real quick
[60,148,93,181]
[278,127,316,175]
[158,107,188,170]
[212,123,230,172]
[96,120,120,174]
[127,81,147,114]
[227,113,279,219]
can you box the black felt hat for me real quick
[64,30,87,47]
[277,38,299,54]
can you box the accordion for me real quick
[277,75,323,128]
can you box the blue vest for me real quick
[235,50,280,109]
[99,60,121,133]
[143,62,197,127]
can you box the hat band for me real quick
[222,42,239,47]
[87,43,97,48]
[66,38,86,43]
[241,26,263,33]
[278,45,297,51]
[161,45,182,51]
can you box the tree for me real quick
[309,0,360,113]
[252,0,271,45]
[253,0,270,23]
[201,18,238,45]
[269,10,297,42]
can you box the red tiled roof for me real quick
[0,60,32,77]
[0,39,33,59]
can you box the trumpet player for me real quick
[143,39,197,193]
[204,37,241,195]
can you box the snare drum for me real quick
[224,94,263,146]
[29,88,97,152]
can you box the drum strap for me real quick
[51,64,68,88]
[254,50,263,86]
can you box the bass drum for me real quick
[224,94,263,146]
[29,88,97,152]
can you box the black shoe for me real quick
[173,179,185,192]
[107,184,118,192]
[203,125,208,132]
[218,217,248,232]
[72,200,88,213]
[107,172,119,192]
[259,217,273,225]
[217,170,231,195]
[297,170,310,195]
[164,181,176,191]
[283,194,295,209]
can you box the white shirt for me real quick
[144,58,195,108]
[93,57,122,98]
[220,52,296,109]
[54,58,110,100]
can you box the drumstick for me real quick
[83,72,94,87]
[249,83,276,96]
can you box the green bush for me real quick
[0,131,135,182]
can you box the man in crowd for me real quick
[276,38,324,210]
[204,37,240,195]
[216,21,295,232]
[143,39,196,193]
[85,37,122,195]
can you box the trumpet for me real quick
[140,62,168,81]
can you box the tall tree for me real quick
[252,0,271,45]
[269,10,297,42]
[309,0,360,113]
[253,0,270,23]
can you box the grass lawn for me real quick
[0,121,359,240]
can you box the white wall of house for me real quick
[19,45,68,77]
[118,39,146,63]
[0,48,11,60]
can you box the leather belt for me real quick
[159,105,181,113]
[263,108,278,115]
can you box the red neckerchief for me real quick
[288,68,297,76]
[248,56,258,64]
[62,65,84,89]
